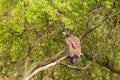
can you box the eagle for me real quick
[62,32,82,64]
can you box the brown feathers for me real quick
[62,32,82,64]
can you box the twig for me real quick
[60,61,94,70]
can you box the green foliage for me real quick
[0,0,120,80]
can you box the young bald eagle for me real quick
[62,32,82,64]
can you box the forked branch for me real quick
[24,56,67,80]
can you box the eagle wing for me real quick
[65,39,76,57]
[74,37,81,57]
[67,35,81,57]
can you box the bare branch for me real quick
[80,23,101,39]
[60,61,94,70]
[23,48,64,79]
[24,56,67,80]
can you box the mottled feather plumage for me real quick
[63,32,82,64]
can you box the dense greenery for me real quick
[0,0,120,80]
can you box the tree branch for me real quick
[24,56,67,80]
[23,20,102,79]
[60,60,94,70]
[80,23,102,39]
[23,2,32,70]
[84,53,120,75]
[23,48,64,79]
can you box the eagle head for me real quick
[62,32,71,38]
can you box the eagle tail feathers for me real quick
[67,55,81,64]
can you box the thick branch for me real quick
[23,48,64,78]
[84,53,120,74]
[106,64,120,74]
[80,23,102,39]
[24,56,67,80]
